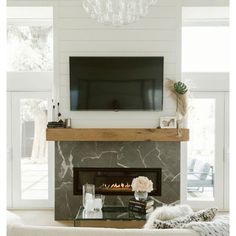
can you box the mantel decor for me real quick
[166,79,188,136]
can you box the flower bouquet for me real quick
[131,176,153,201]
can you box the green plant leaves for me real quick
[174,81,188,95]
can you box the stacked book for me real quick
[128,198,154,214]
[47,121,65,128]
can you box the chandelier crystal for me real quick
[82,0,158,26]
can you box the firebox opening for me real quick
[73,167,162,196]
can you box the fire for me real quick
[99,183,131,190]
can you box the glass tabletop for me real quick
[75,206,148,221]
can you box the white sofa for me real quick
[7,212,200,236]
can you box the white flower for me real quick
[131,176,153,193]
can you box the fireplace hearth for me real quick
[73,167,162,196]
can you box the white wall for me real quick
[7,0,229,128]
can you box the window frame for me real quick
[181,91,227,210]
[180,7,229,210]
[9,92,53,209]
[7,8,54,209]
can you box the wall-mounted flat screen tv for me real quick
[69,57,164,111]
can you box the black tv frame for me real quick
[69,56,164,111]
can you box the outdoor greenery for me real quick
[7,25,53,71]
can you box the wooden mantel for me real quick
[46,128,189,142]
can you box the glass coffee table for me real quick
[74,206,148,228]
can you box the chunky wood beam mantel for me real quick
[46,128,189,142]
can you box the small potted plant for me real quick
[131,176,153,201]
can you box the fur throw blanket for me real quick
[184,215,229,236]
[144,205,229,236]
[144,204,193,228]
[145,208,217,229]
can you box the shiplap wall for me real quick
[56,0,179,128]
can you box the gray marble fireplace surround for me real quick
[55,141,180,220]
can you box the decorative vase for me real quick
[134,191,148,201]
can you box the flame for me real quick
[100,182,131,189]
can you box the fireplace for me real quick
[55,141,180,220]
[73,167,162,196]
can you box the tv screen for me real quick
[69,57,163,111]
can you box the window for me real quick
[182,26,229,72]
[181,7,229,210]
[11,93,52,208]
[7,7,53,208]
[7,25,53,72]
[187,98,215,201]
[184,92,225,209]
[20,99,48,200]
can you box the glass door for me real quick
[183,92,225,209]
[11,92,52,208]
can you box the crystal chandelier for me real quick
[82,0,158,26]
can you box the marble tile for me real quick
[55,141,180,220]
